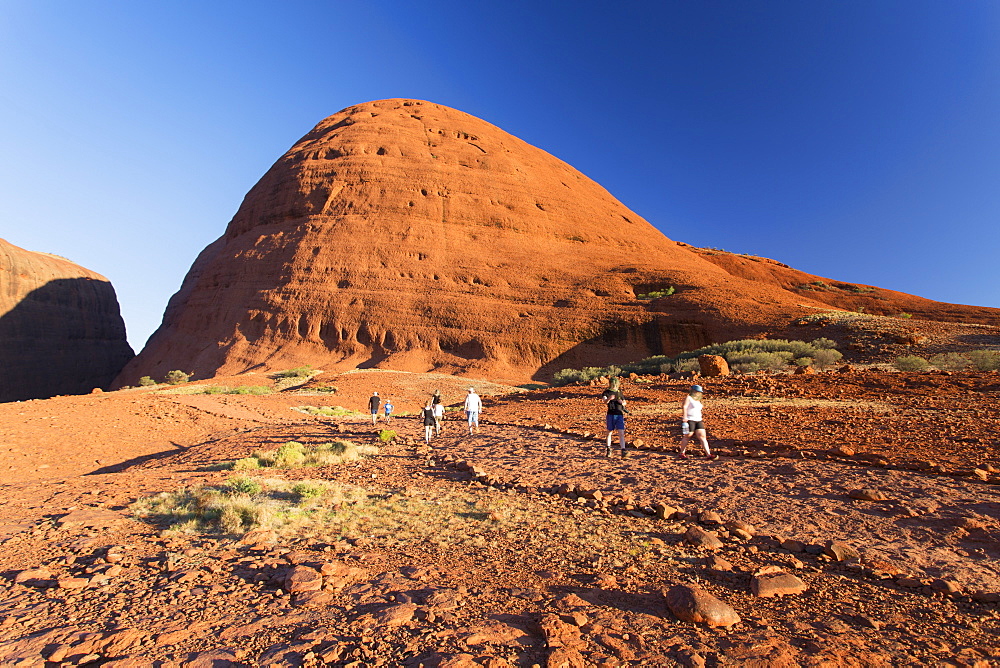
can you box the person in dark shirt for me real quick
[368,392,380,426]
[420,402,436,444]
[602,380,628,458]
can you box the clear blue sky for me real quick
[2,1,998,349]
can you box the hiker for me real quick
[602,380,628,458]
[679,385,717,460]
[432,395,445,436]
[383,398,394,424]
[464,387,483,435]
[368,392,380,426]
[420,401,436,444]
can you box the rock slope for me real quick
[0,238,133,402]
[119,99,1000,384]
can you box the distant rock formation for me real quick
[1,238,134,402]
[119,99,1000,384]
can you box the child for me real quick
[432,397,445,436]
[383,399,394,424]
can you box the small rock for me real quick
[57,577,90,589]
[704,555,734,572]
[684,526,723,550]
[751,573,807,598]
[284,566,323,593]
[895,576,923,588]
[539,612,582,648]
[293,590,333,607]
[698,510,723,525]
[823,541,859,561]
[971,591,1000,603]
[371,602,417,626]
[664,584,741,628]
[832,445,855,457]
[848,489,889,502]
[780,538,807,553]
[14,568,53,586]
[929,579,961,595]
[653,503,679,520]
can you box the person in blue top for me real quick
[383,399,394,424]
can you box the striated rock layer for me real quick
[119,99,1000,383]
[1,238,134,402]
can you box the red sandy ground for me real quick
[0,368,998,666]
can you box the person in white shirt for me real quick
[432,397,445,436]
[464,388,483,435]
[679,385,717,460]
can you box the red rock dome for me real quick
[118,99,1000,383]
[1,238,133,401]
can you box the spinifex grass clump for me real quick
[133,480,540,546]
[131,476,332,535]
[293,405,365,418]
[227,440,379,470]
[201,385,272,395]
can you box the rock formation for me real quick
[119,99,1000,383]
[0,238,134,402]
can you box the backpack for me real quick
[607,396,624,413]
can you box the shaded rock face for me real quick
[1,239,134,402]
[120,99,1000,383]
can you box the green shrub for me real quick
[294,405,359,417]
[894,356,930,372]
[314,385,338,393]
[810,338,837,350]
[291,481,326,501]
[899,312,912,319]
[968,350,1000,371]
[228,386,272,395]
[812,348,843,368]
[272,442,306,468]
[138,376,156,387]
[929,352,968,372]
[637,286,676,299]
[793,357,814,367]
[225,477,263,496]
[231,457,261,471]
[203,386,227,394]
[378,429,397,443]
[164,370,191,385]
[274,365,315,379]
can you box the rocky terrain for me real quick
[117,99,1000,386]
[0,238,133,402]
[1,365,998,667]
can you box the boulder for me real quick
[698,355,730,377]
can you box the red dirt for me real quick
[1,368,998,666]
[116,99,1000,387]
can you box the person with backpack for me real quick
[602,380,628,458]
[679,385,717,460]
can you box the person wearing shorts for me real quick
[420,402,436,444]
[679,385,717,460]
[383,400,394,424]
[464,388,482,435]
[368,392,381,426]
[603,388,627,458]
[432,398,445,436]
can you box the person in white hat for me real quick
[679,385,717,460]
